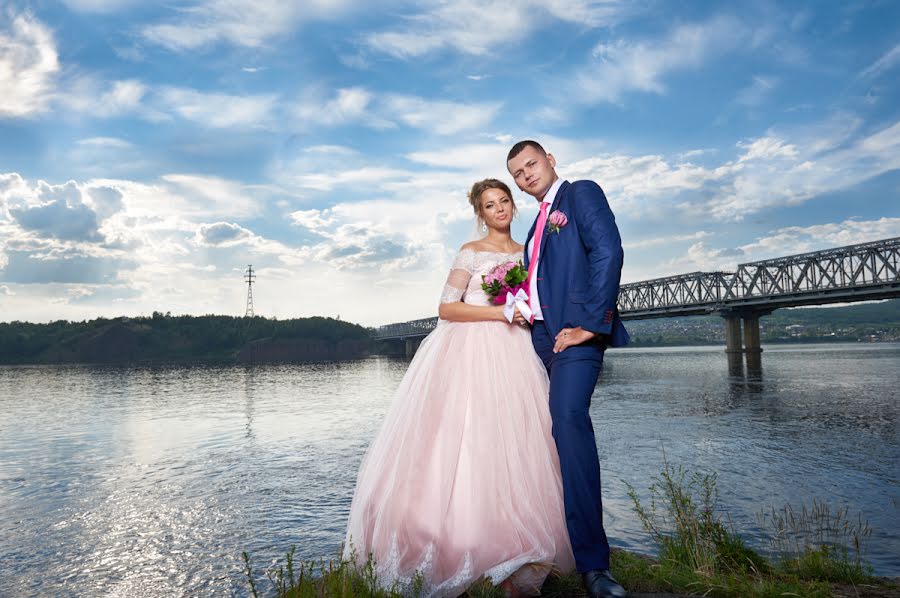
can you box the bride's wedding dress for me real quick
[344,249,574,597]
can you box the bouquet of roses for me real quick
[481,260,528,306]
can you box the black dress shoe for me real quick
[582,569,626,598]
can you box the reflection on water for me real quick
[725,351,764,397]
[1,344,898,596]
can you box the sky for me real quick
[1,0,899,326]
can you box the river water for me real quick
[1,343,898,596]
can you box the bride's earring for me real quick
[482,222,487,233]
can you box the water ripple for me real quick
[1,345,898,596]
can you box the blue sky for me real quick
[1,0,899,325]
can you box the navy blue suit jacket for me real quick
[524,180,630,348]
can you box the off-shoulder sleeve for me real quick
[439,249,475,304]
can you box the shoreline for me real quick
[1,339,898,367]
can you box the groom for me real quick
[508,140,629,598]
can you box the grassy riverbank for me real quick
[244,464,898,597]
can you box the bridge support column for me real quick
[724,316,743,354]
[404,338,422,358]
[742,315,763,354]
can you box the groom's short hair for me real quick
[507,140,547,162]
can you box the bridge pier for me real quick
[404,337,422,358]
[724,316,743,354]
[742,314,762,354]
[720,310,769,354]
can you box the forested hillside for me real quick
[0,313,371,364]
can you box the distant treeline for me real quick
[0,313,372,365]
[625,298,900,347]
[3,299,898,364]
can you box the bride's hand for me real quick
[511,306,528,327]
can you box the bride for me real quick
[343,179,574,597]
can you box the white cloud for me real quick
[0,12,59,118]
[366,0,625,59]
[0,175,140,288]
[59,0,140,13]
[1,170,445,324]
[406,143,510,171]
[289,209,335,230]
[7,180,105,242]
[58,77,164,121]
[158,86,277,128]
[540,114,900,224]
[0,170,312,320]
[708,118,900,220]
[85,186,124,221]
[292,86,386,128]
[737,136,798,162]
[97,79,148,116]
[305,223,429,272]
[861,42,900,79]
[577,15,754,103]
[858,120,900,154]
[735,75,778,107]
[195,222,254,246]
[60,78,272,127]
[292,87,500,135]
[55,77,496,135]
[741,218,900,258]
[304,144,358,156]
[285,202,445,274]
[624,231,713,251]
[77,137,133,149]
[561,152,718,215]
[669,218,900,274]
[383,95,501,135]
[159,174,262,218]
[289,167,411,192]
[0,172,29,205]
[141,0,356,51]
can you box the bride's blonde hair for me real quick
[467,179,518,225]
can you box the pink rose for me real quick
[548,210,568,234]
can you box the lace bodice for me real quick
[439,249,524,307]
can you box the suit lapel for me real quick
[537,180,568,268]
[524,217,537,269]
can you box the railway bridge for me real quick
[375,237,900,358]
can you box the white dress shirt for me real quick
[526,177,563,322]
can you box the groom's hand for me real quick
[553,326,596,353]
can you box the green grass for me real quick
[758,501,874,585]
[245,463,893,597]
[620,460,883,597]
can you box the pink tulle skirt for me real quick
[344,319,574,597]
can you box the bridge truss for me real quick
[375,237,900,342]
[618,236,900,318]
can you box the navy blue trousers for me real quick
[531,320,610,572]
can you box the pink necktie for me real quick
[526,202,549,321]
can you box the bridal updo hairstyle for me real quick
[467,179,518,227]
